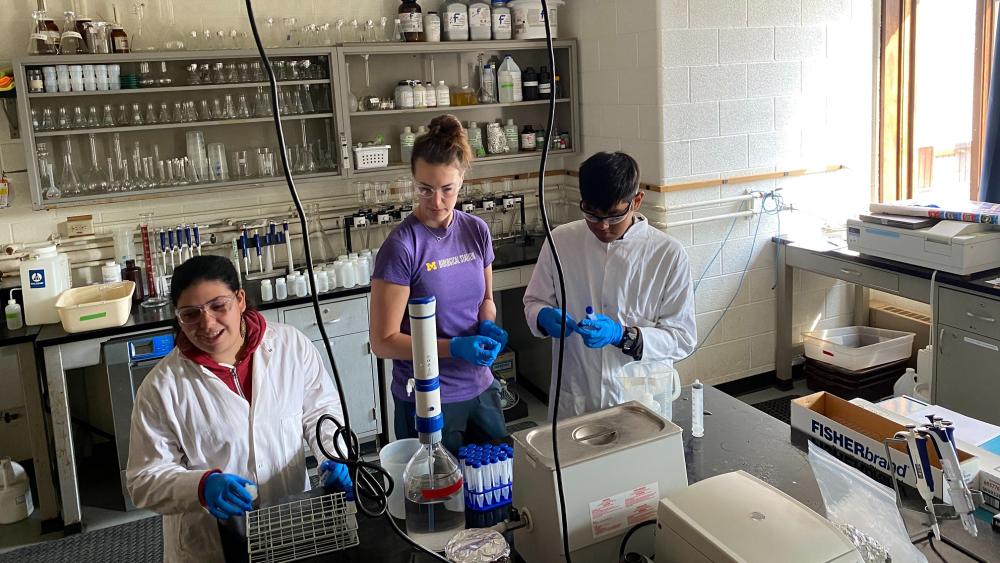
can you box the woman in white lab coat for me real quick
[523,152,698,419]
[126,255,352,563]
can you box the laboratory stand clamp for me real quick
[881,416,984,540]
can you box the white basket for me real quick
[54,281,135,333]
[352,145,391,170]
[802,326,915,372]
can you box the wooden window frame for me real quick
[878,0,996,202]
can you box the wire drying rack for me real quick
[246,491,359,563]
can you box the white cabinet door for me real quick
[313,331,379,436]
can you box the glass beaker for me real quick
[615,360,682,421]
[403,441,465,552]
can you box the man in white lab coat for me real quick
[523,152,697,419]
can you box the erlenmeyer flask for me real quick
[101,104,116,127]
[130,103,144,125]
[144,103,158,124]
[72,107,87,129]
[307,204,332,262]
[41,108,56,130]
[300,85,315,113]
[82,133,109,192]
[172,102,184,123]
[158,102,171,124]
[59,152,82,195]
[86,106,100,128]
[236,92,251,118]
[116,103,129,126]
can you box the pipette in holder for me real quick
[924,417,978,537]
[183,225,193,262]
[166,229,176,271]
[174,226,184,266]
[268,223,277,268]
[193,225,202,256]
[263,232,274,272]
[900,426,940,539]
[231,239,242,279]
[158,229,168,274]
[240,227,250,277]
[283,221,294,274]
[253,233,263,273]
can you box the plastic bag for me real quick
[808,442,927,563]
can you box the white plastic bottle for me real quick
[424,12,441,42]
[260,278,274,302]
[503,118,519,152]
[19,245,72,326]
[413,81,427,108]
[469,1,492,40]
[443,1,470,41]
[424,81,438,107]
[492,0,512,39]
[275,277,288,300]
[400,126,417,164]
[497,55,521,102]
[101,260,122,284]
[436,81,451,107]
[5,289,23,331]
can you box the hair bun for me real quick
[428,114,464,141]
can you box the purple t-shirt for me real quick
[373,211,496,403]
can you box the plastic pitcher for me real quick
[379,438,422,520]
[615,360,682,421]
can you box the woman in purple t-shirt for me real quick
[371,115,509,452]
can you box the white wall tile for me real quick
[802,0,851,25]
[774,26,827,60]
[748,61,802,96]
[664,102,720,141]
[720,98,774,135]
[692,206,751,243]
[619,68,659,105]
[690,64,749,102]
[719,27,775,63]
[748,267,777,302]
[621,138,666,182]
[583,135,624,155]
[602,105,642,140]
[750,331,776,369]
[748,130,802,167]
[583,0,621,38]
[637,30,662,69]
[580,38,601,72]
[0,143,27,173]
[722,235,774,273]
[666,225,694,246]
[696,311,726,347]
[617,0,659,33]
[638,105,665,141]
[687,242,725,278]
[824,284,855,318]
[663,29,720,67]
[793,288,828,326]
[774,95,827,130]
[662,68,691,104]
[690,135,748,173]
[582,69,621,105]
[663,141,693,178]
[601,34,639,70]
[723,299,776,339]
[696,338,751,378]
[696,272,750,312]
[661,0,691,28]
[581,103,606,137]
[689,0,748,29]
[747,0,801,27]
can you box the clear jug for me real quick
[615,360,682,421]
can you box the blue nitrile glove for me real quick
[576,314,624,348]
[203,473,256,520]
[450,335,502,366]
[478,320,509,350]
[320,460,355,500]
[537,307,578,338]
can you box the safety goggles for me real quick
[415,184,461,199]
[579,198,634,225]
[175,294,238,325]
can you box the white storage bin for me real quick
[55,281,135,333]
[353,145,391,170]
[802,326,915,372]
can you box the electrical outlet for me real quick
[482,200,496,211]
[503,197,516,210]
[462,203,476,213]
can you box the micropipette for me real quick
[283,221,294,274]
[268,222,277,268]
[183,225,193,262]
[901,426,940,539]
[167,229,176,272]
[174,225,184,266]
[253,232,263,273]
[158,229,168,274]
[241,227,250,277]
[193,225,202,256]
[924,417,978,536]
[262,232,274,272]
[231,239,242,279]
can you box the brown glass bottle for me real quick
[399,0,425,42]
[110,23,130,53]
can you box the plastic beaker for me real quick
[616,360,682,421]
[379,438,422,520]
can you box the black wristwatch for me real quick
[619,326,642,360]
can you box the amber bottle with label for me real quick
[399,0,425,42]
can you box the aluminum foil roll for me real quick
[832,522,891,563]
[486,123,509,155]
[444,528,511,563]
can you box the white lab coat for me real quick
[523,216,697,420]
[126,322,345,563]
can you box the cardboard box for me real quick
[58,215,94,237]
[791,392,978,500]
[976,456,1000,513]
[492,348,517,381]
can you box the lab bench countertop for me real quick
[5,237,546,350]
[774,235,1000,298]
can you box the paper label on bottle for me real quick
[493,13,512,33]
[28,269,46,289]
[521,134,536,149]
[401,12,423,33]
[469,6,491,27]
[445,11,468,31]
[113,36,130,51]
[589,482,659,541]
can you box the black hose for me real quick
[536,1,572,561]
[619,519,656,559]
[242,3,448,561]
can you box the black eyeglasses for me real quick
[579,198,635,225]
[175,294,237,325]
